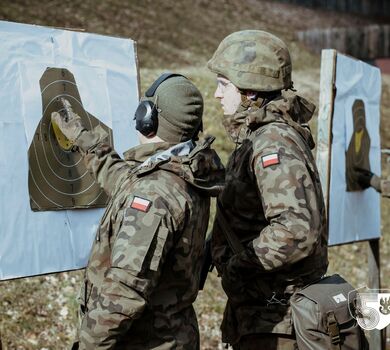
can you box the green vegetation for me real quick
[0,1,389,349]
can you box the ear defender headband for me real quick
[134,72,185,137]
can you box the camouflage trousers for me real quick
[232,334,297,350]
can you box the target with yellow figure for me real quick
[345,99,371,192]
[28,67,113,211]
[316,50,381,245]
[0,20,139,280]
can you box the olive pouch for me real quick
[290,274,368,350]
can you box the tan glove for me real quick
[51,98,86,143]
[370,174,382,193]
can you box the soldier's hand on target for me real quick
[51,99,87,142]
[354,167,374,189]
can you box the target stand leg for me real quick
[368,238,384,350]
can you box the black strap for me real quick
[327,311,342,350]
[145,72,186,97]
[216,201,245,254]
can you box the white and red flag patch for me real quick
[130,196,152,212]
[261,153,280,168]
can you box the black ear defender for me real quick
[134,72,185,137]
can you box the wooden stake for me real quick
[367,239,384,350]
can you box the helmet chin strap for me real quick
[239,90,282,109]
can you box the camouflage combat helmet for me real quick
[208,30,293,92]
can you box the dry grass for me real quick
[1,0,390,349]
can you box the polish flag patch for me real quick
[130,196,152,212]
[261,153,280,168]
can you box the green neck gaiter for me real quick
[222,98,262,144]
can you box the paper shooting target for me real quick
[28,67,113,211]
[345,99,371,192]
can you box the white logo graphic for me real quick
[332,293,347,304]
[349,288,390,330]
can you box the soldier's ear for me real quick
[245,91,259,101]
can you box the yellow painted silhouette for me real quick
[51,120,73,150]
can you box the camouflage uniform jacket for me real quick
[211,94,328,344]
[73,127,224,350]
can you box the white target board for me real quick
[317,50,381,246]
[0,21,139,280]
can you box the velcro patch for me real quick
[332,293,347,304]
[262,153,280,168]
[130,196,152,212]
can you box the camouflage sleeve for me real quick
[233,145,321,272]
[75,125,131,197]
[78,180,184,349]
[78,277,146,350]
[251,145,321,270]
[370,174,390,197]
[382,179,390,197]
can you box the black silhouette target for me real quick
[28,67,113,211]
[345,99,371,192]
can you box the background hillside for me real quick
[1,0,390,349]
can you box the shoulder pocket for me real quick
[111,210,166,274]
[150,226,169,272]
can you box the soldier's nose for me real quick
[214,87,223,99]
